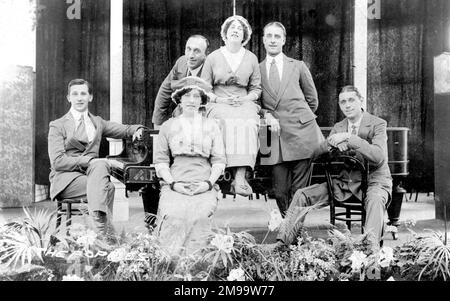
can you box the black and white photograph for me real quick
[0,0,449,286]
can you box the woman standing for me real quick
[154,76,226,256]
[201,15,262,197]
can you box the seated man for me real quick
[276,85,392,249]
[48,78,143,237]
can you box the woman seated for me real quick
[154,76,226,256]
[201,15,262,197]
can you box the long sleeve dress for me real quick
[201,47,262,169]
[154,114,226,255]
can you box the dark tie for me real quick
[269,59,281,94]
[351,125,357,135]
[187,70,192,77]
[75,115,89,144]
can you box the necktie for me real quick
[351,125,357,135]
[75,115,89,143]
[269,59,281,94]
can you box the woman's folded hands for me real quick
[173,181,210,195]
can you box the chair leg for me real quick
[361,210,366,234]
[346,209,352,230]
[66,203,72,235]
[56,202,62,230]
[414,191,419,202]
[330,204,335,226]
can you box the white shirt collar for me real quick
[70,108,89,122]
[188,64,203,77]
[266,52,284,65]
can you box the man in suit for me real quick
[277,85,392,249]
[259,22,324,216]
[152,35,209,129]
[48,78,143,237]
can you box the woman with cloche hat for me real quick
[153,76,226,255]
[201,15,261,197]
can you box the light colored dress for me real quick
[154,115,226,255]
[201,47,262,168]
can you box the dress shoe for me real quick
[92,210,107,234]
[92,211,117,244]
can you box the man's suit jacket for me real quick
[151,55,203,125]
[48,112,141,200]
[314,112,393,202]
[259,54,324,164]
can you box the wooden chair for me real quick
[324,152,369,234]
[323,152,393,245]
[55,195,88,234]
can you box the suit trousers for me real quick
[58,160,115,215]
[277,182,389,246]
[272,159,313,217]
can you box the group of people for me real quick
[47,16,392,254]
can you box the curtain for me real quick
[122,0,353,126]
[367,0,449,191]
[35,0,110,185]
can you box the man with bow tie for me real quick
[259,22,324,217]
[152,35,209,129]
[48,78,144,237]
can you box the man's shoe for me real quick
[92,210,108,235]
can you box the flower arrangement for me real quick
[1,209,449,281]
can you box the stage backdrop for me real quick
[35,0,449,192]
[36,0,110,185]
[367,0,449,191]
[122,0,353,127]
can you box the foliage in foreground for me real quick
[0,208,449,281]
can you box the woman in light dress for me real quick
[154,76,226,256]
[201,15,262,197]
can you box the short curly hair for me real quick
[220,15,252,46]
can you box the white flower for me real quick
[404,219,416,227]
[211,234,234,254]
[378,246,394,268]
[62,274,84,281]
[69,223,87,238]
[349,250,367,272]
[227,268,245,281]
[268,209,283,231]
[174,274,193,281]
[385,225,398,233]
[107,247,128,262]
[76,229,97,247]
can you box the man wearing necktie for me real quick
[259,22,324,217]
[152,35,209,129]
[276,85,392,250]
[48,79,144,239]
